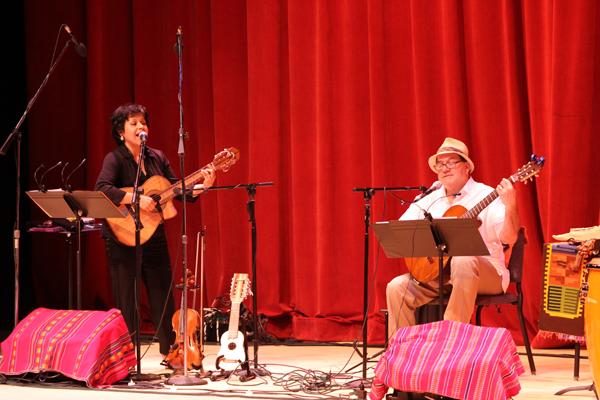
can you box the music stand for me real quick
[372,217,489,320]
[27,190,125,309]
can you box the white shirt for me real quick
[400,177,509,291]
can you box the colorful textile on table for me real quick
[368,320,524,400]
[0,308,135,388]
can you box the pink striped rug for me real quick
[369,320,524,400]
[0,308,135,387]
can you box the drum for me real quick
[584,257,600,386]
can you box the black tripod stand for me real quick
[206,182,273,377]
[1,24,85,327]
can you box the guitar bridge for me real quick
[151,194,165,223]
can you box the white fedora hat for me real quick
[428,137,475,173]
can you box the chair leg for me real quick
[574,342,580,380]
[517,304,536,375]
[382,309,389,350]
[475,305,482,326]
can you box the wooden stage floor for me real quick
[0,341,596,399]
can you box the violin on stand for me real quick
[163,228,208,381]
[163,274,204,371]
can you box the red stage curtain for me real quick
[22,0,600,344]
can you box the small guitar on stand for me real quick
[406,154,545,283]
[215,273,252,372]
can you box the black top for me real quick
[94,145,179,241]
[95,145,178,205]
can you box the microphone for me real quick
[60,161,70,189]
[413,181,442,202]
[33,163,46,192]
[38,161,63,192]
[138,131,148,142]
[64,25,87,58]
[413,191,462,221]
[62,158,86,192]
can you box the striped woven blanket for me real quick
[369,320,524,400]
[0,308,135,387]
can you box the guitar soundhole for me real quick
[228,342,236,351]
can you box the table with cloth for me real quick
[0,308,135,388]
[369,320,524,400]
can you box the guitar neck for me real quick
[461,176,516,219]
[159,165,212,204]
[227,301,241,338]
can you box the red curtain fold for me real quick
[20,0,600,344]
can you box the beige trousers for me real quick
[386,256,504,339]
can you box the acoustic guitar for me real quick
[216,273,252,371]
[105,147,239,246]
[406,154,545,283]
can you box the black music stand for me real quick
[372,218,489,320]
[27,190,125,309]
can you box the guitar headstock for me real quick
[212,147,240,172]
[229,272,251,303]
[510,154,545,184]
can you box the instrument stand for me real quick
[2,33,80,327]
[238,311,256,382]
[210,313,256,382]
[347,186,426,380]
[26,190,125,310]
[206,182,273,376]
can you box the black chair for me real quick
[474,227,536,374]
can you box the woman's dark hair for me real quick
[110,104,150,144]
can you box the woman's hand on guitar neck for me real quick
[192,167,216,196]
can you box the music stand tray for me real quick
[373,218,490,320]
[27,190,126,219]
[27,190,125,308]
[372,218,489,259]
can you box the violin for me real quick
[163,230,207,371]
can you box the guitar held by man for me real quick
[405,153,545,283]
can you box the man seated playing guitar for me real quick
[386,137,520,339]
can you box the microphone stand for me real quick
[422,211,446,321]
[130,139,156,381]
[347,186,425,382]
[0,36,75,327]
[205,182,273,377]
[166,26,205,386]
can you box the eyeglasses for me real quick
[434,160,464,171]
